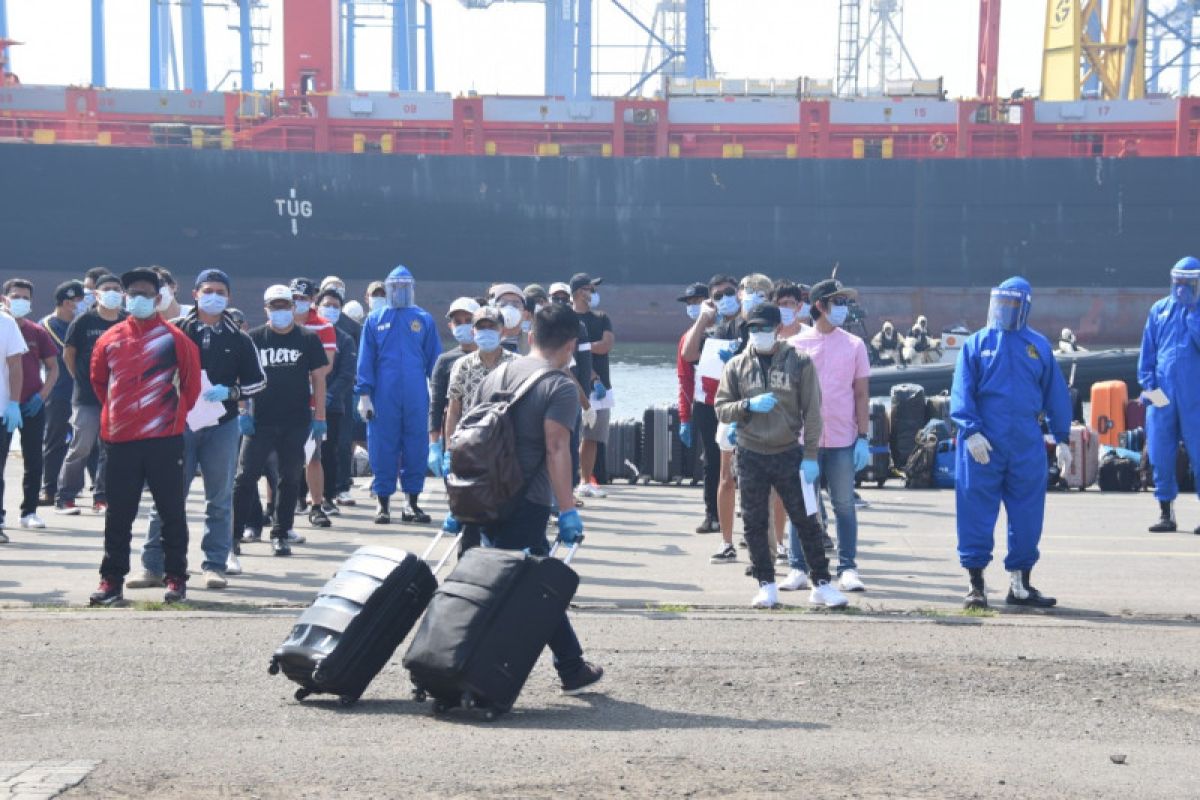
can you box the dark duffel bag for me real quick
[1098,451,1141,492]
[270,545,443,706]
[403,544,580,720]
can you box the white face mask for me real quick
[157,285,174,312]
[589,292,600,309]
[369,296,387,314]
[750,331,777,353]
[498,305,522,330]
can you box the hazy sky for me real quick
[1,1,1190,99]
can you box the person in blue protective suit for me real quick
[951,277,1073,610]
[1139,257,1200,534]
[355,266,441,525]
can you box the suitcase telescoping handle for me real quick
[420,527,464,576]
[548,536,583,565]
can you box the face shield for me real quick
[386,276,415,309]
[987,287,1030,332]
[1171,267,1199,308]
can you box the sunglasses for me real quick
[711,287,736,299]
[748,324,775,333]
[825,297,849,307]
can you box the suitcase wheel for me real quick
[268,659,280,676]
[461,691,476,711]
[482,709,499,722]
[412,689,428,703]
[294,688,311,702]
[338,695,358,708]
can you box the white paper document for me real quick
[698,337,736,381]
[801,474,819,517]
[590,387,615,411]
[1143,388,1170,408]
[186,371,224,432]
[304,435,319,464]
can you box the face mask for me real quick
[750,331,777,353]
[7,298,30,318]
[369,296,387,314]
[779,307,796,326]
[157,286,174,312]
[197,292,228,315]
[294,300,312,315]
[98,290,123,310]
[741,292,765,315]
[798,302,811,319]
[81,290,96,311]
[269,309,294,329]
[520,319,532,334]
[474,329,501,352]
[686,303,702,321]
[589,292,600,309]
[828,305,850,327]
[319,305,341,324]
[452,323,474,344]
[535,303,548,314]
[716,295,740,317]
[126,295,157,320]
[498,305,522,330]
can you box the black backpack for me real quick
[1098,451,1140,492]
[904,429,939,489]
[444,364,555,525]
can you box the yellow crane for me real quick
[1042,0,1147,100]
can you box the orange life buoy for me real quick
[929,132,948,152]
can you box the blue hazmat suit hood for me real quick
[988,276,1032,332]
[385,265,415,308]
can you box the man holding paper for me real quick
[1139,257,1200,534]
[132,269,266,589]
[715,302,848,610]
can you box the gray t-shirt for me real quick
[474,355,578,508]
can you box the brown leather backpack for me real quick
[444,364,556,525]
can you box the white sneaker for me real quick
[286,530,306,544]
[838,569,866,592]
[809,581,850,608]
[126,569,165,589]
[779,568,810,592]
[751,583,779,609]
[574,483,595,499]
[19,513,45,529]
[335,491,356,506]
[225,553,242,575]
[202,569,228,590]
[586,482,607,498]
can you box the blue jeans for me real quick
[142,418,240,574]
[481,497,584,679]
[788,444,858,575]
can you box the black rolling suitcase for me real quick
[605,418,643,484]
[925,390,956,436]
[856,397,892,487]
[269,539,454,705]
[403,542,580,720]
[640,403,685,484]
[890,383,927,469]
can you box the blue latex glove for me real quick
[801,458,820,485]
[718,345,736,363]
[727,422,738,446]
[679,421,693,448]
[3,401,21,433]
[310,419,328,440]
[746,393,777,413]
[557,508,584,544]
[853,437,870,472]
[202,384,232,402]
[21,393,44,418]
[238,414,255,436]
[442,513,462,534]
[442,450,451,475]
[428,439,444,477]
[592,379,607,400]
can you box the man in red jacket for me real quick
[88,268,201,606]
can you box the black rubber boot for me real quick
[694,514,719,534]
[1149,500,1176,532]
[1006,569,1056,608]
[375,495,391,525]
[402,493,431,524]
[963,568,987,610]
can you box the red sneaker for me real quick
[164,575,187,603]
[89,577,124,607]
[92,500,108,515]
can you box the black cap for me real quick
[121,268,161,291]
[708,273,738,289]
[809,278,858,305]
[289,277,319,297]
[677,282,709,302]
[54,280,85,304]
[568,272,603,293]
[195,268,231,289]
[94,273,122,289]
[746,302,782,329]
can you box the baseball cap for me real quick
[54,280,85,304]
[367,280,385,296]
[121,267,161,291]
[289,277,319,297]
[194,268,231,289]
[321,275,345,291]
[472,306,502,327]
[569,272,602,293]
[549,282,571,297]
[524,283,547,298]
[263,284,293,304]
[746,302,782,329]
[94,273,122,290]
[739,273,773,296]
[446,296,481,319]
[677,282,708,302]
[489,283,523,303]
[809,278,858,304]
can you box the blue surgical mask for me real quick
[798,302,811,319]
[452,323,474,344]
[294,300,312,315]
[7,298,30,318]
[828,305,850,327]
[474,329,501,352]
[81,290,96,311]
[716,295,740,317]
[741,292,765,315]
[197,292,228,315]
[520,319,532,334]
[686,303,702,321]
[269,309,294,329]
[98,290,123,310]
[318,305,341,324]
[126,295,157,319]
[589,292,600,309]
[369,296,387,314]
[779,307,797,326]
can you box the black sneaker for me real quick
[163,575,187,603]
[272,537,292,557]
[402,501,431,524]
[308,507,332,528]
[560,662,605,696]
[320,501,340,517]
[374,510,391,525]
[709,544,737,564]
[694,515,719,534]
[89,577,124,607]
[964,586,988,610]
[1006,571,1056,608]
[1149,516,1177,532]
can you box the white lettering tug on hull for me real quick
[274,188,314,236]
